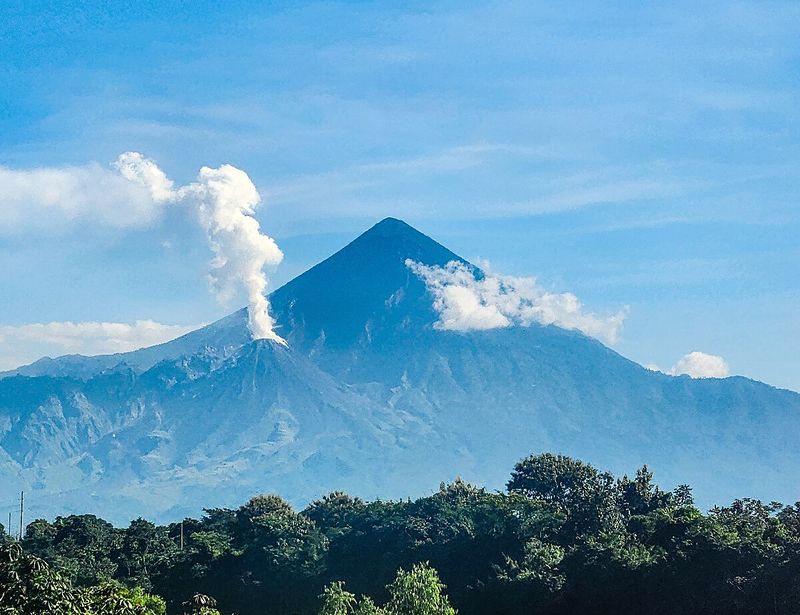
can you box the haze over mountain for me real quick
[1,218,798,523]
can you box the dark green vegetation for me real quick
[0,541,166,614]
[4,452,800,614]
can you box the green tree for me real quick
[12,451,800,615]
[0,542,163,615]
[319,564,455,615]
[318,580,357,615]
[671,484,694,508]
[187,531,234,559]
[495,537,565,592]
[23,514,122,586]
[82,581,166,615]
[384,563,456,615]
[236,494,326,570]
[119,518,178,590]
[353,596,383,615]
[305,492,366,536]
[619,465,670,516]
[507,453,621,538]
[182,593,221,615]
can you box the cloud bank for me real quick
[0,320,203,371]
[0,153,285,342]
[0,162,167,230]
[407,259,627,344]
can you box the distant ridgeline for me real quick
[1,218,800,524]
[2,453,800,615]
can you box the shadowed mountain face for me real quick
[271,216,468,348]
[1,218,799,523]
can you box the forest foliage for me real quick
[3,452,800,614]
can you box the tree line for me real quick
[2,452,800,614]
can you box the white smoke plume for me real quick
[113,152,177,203]
[188,165,285,343]
[668,351,730,378]
[407,259,627,344]
[0,152,284,342]
[112,152,285,343]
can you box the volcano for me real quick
[2,218,799,523]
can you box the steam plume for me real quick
[113,152,176,203]
[189,165,285,343]
[113,152,285,343]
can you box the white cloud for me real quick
[106,153,285,342]
[0,320,204,371]
[407,259,627,344]
[0,162,168,231]
[668,351,730,378]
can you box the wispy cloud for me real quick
[263,141,573,219]
[0,320,204,370]
[265,141,554,200]
[510,178,679,216]
[359,143,555,174]
[263,143,700,226]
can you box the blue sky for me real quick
[0,1,798,390]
